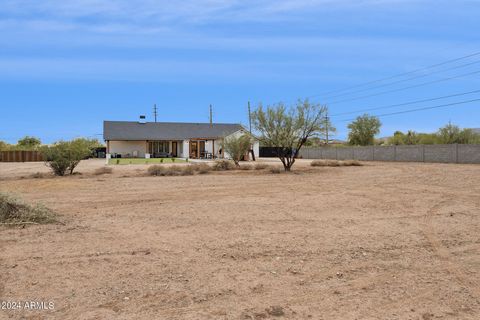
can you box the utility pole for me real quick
[248,101,252,134]
[209,104,213,127]
[153,104,158,122]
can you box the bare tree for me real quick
[252,99,327,171]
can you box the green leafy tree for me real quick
[437,122,461,144]
[17,136,41,149]
[42,139,92,176]
[457,128,480,144]
[389,131,405,145]
[222,134,252,167]
[347,114,381,146]
[0,141,11,151]
[252,99,327,171]
[404,130,419,145]
[418,133,439,145]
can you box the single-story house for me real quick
[103,120,259,160]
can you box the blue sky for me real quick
[0,0,479,143]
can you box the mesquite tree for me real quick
[222,133,252,167]
[252,99,328,171]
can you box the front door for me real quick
[190,141,198,158]
[172,142,177,157]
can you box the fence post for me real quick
[372,146,375,161]
[394,145,397,162]
[422,145,425,162]
[335,147,338,160]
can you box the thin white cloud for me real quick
[0,0,426,32]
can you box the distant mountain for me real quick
[471,128,480,134]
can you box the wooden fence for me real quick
[0,151,44,162]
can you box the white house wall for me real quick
[109,140,147,157]
[181,140,189,158]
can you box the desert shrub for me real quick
[148,165,165,176]
[239,164,253,170]
[192,163,211,174]
[148,165,194,176]
[0,192,57,225]
[222,134,252,166]
[341,160,363,166]
[269,167,283,174]
[94,167,113,175]
[30,172,49,179]
[254,163,268,170]
[213,160,236,171]
[171,158,176,163]
[42,139,91,176]
[311,160,362,167]
[311,160,329,167]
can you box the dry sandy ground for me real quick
[0,159,479,320]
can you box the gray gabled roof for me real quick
[103,121,245,141]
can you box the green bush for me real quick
[222,134,252,166]
[41,139,92,176]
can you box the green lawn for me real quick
[108,158,186,165]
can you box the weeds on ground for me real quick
[269,167,283,174]
[254,163,268,170]
[311,160,363,167]
[239,164,253,170]
[94,167,113,175]
[0,192,58,225]
[213,160,236,171]
[148,165,195,176]
[191,163,212,174]
[30,172,50,179]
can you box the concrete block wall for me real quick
[458,144,480,164]
[299,144,480,164]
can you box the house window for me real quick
[149,141,169,155]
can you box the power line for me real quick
[320,59,480,101]
[330,89,480,117]
[327,69,480,105]
[339,98,480,122]
[307,50,480,100]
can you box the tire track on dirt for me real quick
[421,197,480,300]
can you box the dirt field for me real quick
[0,159,479,320]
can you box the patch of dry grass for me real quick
[148,165,195,176]
[0,192,58,225]
[191,163,212,174]
[94,167,113,175]
[311,159,363,167]
[213,160,236,171]
[269,167,284,174]
[254,163,269,170]
[30,172,51,179]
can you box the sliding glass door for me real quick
[148,141,169,156]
